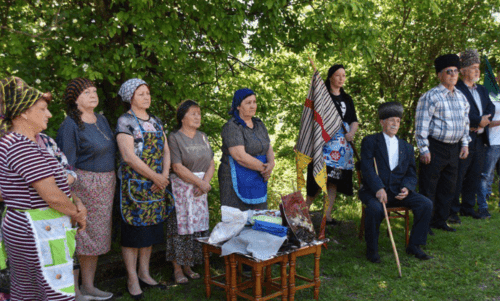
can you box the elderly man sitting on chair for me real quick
[360,102,433,263]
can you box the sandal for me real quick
[183,267,200,279]
[172,270,188,285]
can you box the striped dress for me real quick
[0,133,74,301]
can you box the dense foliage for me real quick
[1,0,499,216]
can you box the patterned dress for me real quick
[0,133,74,301]
[116,112,168,248]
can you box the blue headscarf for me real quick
[229,88,255,127]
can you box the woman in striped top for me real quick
[0,77,86,300]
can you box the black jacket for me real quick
[455,79,495,146]
[359,133,417,202]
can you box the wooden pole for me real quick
[374,158,402,278]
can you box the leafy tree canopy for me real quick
[1,0,499,183]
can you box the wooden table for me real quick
[288,241,323,301]
[198,238,326,301]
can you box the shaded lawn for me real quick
[111,197,500,301]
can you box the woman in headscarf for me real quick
[57,78,116,300]
[0,108,86,301]
[218,88,275,211]
[306,64,359,224]
[0,76,86,300]
[166,100,214,284]
[116,78,170,299]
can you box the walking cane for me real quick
[373,158,402,278]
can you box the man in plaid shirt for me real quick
[415,54,471,233]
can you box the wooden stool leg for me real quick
[203,245,211,298]
[359,206,365,240]
[405,209,410,247]
[264,265,272,294]
[230,255,237,301]
[281,260,288,301]
[224,256,231,301]
[288,254,296,301]
[254,265,263,301]
[314,246,321,300]
[238,261,242,283]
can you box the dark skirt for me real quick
[120,220,165,248]
[165,211,208,266]
[306,163,353,197]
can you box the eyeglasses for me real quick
[443,69,459,75]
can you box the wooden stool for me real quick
[229,253,288,301]
[358,205,410,247]
[288,243,322,301]
[202,243,232,300]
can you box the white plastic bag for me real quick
[208,206,248,244]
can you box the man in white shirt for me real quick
[479,97,500,210]
[415,53,470,232]
[359,102,433,263]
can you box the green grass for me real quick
[110,192,500,301]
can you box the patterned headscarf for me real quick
[0,77,43,137]
[230,88,255,128]
[118,78,148,103]
[63,78,95,105]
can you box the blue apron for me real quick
[229,155,268,204]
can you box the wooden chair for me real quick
[358,205,410,247]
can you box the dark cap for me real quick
[378,101,403,120]
[434,54,460,73]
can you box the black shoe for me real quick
[460,209,481,219]
[139,278,167,290]
[447,213,461,224]
[478,209,491,219]
[367,252,381,263]
[126,286,144,300]
[431,224,456,232]
[428,228,435,236]
[406,245,433,260]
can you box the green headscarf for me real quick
[0,77,43,137]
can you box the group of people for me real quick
[322,49,499,263]
[0,47,498,301]
[0,77,274,301]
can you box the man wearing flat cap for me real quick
[360,102,433,263]
[415,54,471,233]
[449,49,495,222]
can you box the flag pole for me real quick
[307,56,329,244]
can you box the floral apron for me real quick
[322,121,354,174]
[120,111,172,226]
[0,207,77,296]
[170,172,209,235]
